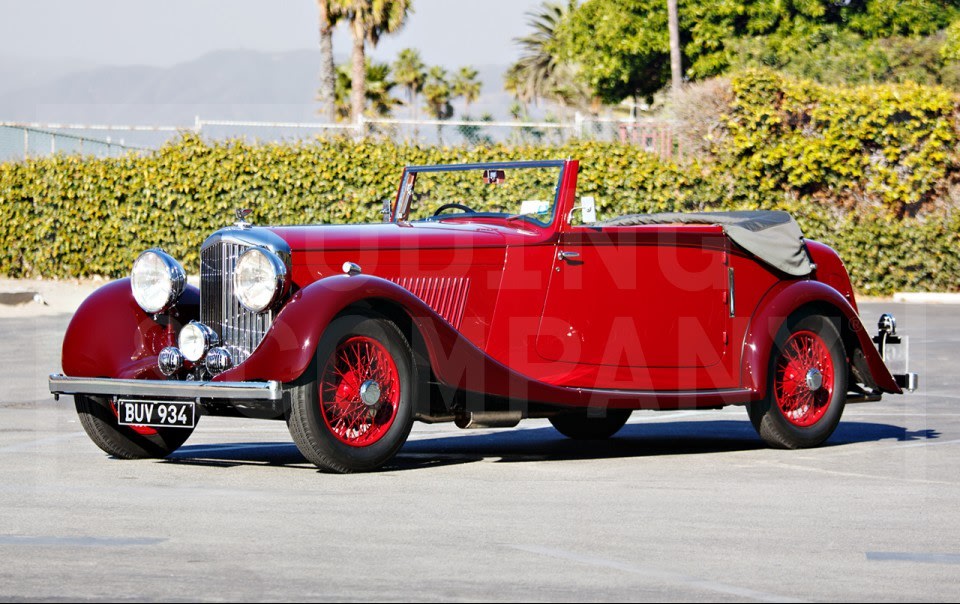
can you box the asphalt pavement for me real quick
[1,302,958,602]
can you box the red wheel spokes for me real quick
[319,336,400,447]
[775,330,834,428]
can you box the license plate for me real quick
[117,399,195,429]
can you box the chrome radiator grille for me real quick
[200,241,274,364]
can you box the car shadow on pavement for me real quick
[165,418,938,472]
[399,419,938,464]
[164,442,481,472]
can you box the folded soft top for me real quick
[597,210,814,276]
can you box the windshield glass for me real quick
[396,163,564,226]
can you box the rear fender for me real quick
[741,280,900,397]
[61,278,199,380]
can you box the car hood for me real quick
[266,221,523,252]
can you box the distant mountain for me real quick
[0,55,97,98]
[0,49,513,129]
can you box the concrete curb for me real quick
[892,292,960,304]
[0,291,47,306]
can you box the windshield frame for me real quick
[392,160,567,227]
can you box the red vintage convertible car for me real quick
[49,160,916,472]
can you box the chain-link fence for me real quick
[197,116,679,157]
[0,124,151,161]
[1,116,679,161]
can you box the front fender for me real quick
[214,275,430,383]
[61,278,199,380]
[213,275,570,404]
[741,280,900,397]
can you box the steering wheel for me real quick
[433,202,477,216]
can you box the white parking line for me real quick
[508,544,806,603]
[766,462,957,486]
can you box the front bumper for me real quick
[48,374,282,402]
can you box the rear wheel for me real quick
[75,394,195,459]
[549,409,632,440]
[287,314,415,473]
[748,312,847,449]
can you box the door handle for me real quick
[558,250,581,262]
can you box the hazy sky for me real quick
[0,0,545,68]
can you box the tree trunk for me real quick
[317,0,337,123]
[350,16,367,128]
[411,90,419,141]
[667,0,682,92]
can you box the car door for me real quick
[536,225,730,385]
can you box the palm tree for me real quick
[334,60,402,121]
[422,66,454,144]
[363,61,403,118]
[452,66,482,113]
[316,0,346,123]
[344,0,412,126]
[668,0,682,92]
[506,1,590,113]
[392,48,426,120]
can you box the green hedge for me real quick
[717,69,960,217]
[0,136,711,280]
[1,132,958,295]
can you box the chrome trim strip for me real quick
[48,374,282,401]
[728,267,735,317]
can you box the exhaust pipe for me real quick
[454,411,523,429]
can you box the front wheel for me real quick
[75,394,196,459]
[748,312,847,449]
[287,314,415,473]
[549,409,632,440]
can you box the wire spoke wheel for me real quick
[319,336,400,447]
[774,330,835,427]
[748,312,847,449]
[287,314,415,473]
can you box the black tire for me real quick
[549,409,632,440]
[287,314,415,473]
[748,312,847,449]
[75,394,196,459]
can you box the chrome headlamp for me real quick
[130,249,186,314]
[234,247,289,313]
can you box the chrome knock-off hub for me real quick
[359,380,382,407]
[805,368,824,391]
